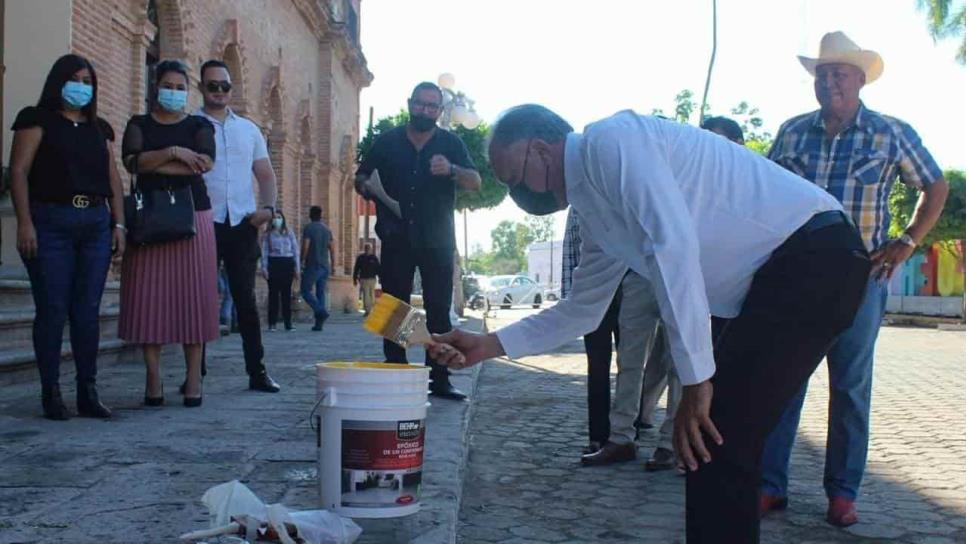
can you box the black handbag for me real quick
[124,153,196,246]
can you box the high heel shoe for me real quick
[183,382,203,408]
[145,379,164,406]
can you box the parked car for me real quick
[482,275,543,309]
[544,286,561,301]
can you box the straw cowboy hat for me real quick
[798,31,884,84]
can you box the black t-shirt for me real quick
[121,114,215,211]
[353,253,380,279]
[356,126,475,249]
[11,106,115,202]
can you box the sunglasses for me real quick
[204,81,232,93]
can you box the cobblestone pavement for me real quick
[0,312,480,544]
[457,309,966,543]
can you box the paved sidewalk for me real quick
[457,311,966,543]
[0,312,481,544]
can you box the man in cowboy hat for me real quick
[760,31,948,527]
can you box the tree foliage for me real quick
[524,215,555,242]
[356,111,506,211]
[889,169,966,248]
[918,0,966,63]
[491,219,534,268]
[652,89,773,155]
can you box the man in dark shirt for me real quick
[352,243,380,316]
[355,81,482,400]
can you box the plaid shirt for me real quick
[769,103,943,251]
[560,208,582,299]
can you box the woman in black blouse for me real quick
[8,54,125,420]
[118,60,219,408]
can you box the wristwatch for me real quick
[898,232,916,248]
[449,164,458,179]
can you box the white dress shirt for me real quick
[496,111,842,386]
[195,108,270,226]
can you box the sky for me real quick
[358,0,966,253]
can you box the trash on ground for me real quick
[178,480,362,544]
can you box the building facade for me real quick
[526,240,563,290]
[1,0,371,311]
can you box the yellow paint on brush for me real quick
[363,293,405,335]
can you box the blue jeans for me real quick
[301,265,330,319]
[23,203,112,388]
[760,277,889,500]
[218,270,234,325]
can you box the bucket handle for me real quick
[309,391,328,434]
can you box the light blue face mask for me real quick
[61,81,93,109]
[157,88,188,112]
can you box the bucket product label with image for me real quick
[341,419,425,508]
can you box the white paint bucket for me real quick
[314,362,430,519]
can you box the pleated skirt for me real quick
[119,209,220,345]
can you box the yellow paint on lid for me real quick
[318,362,427,371]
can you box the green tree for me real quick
[524,215,555,243]
[890,169,966,320]
[919,0,966,63]
[729,101,773,156]
[490,220,533,272]
[653,90,773,155]
[356,111,506,211]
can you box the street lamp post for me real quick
[436,73,481,272]
[436,74,481,319]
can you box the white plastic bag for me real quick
[196,480,361,544]
[267,504,362,544]
[201,480,267,528]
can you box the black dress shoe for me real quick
[582,441,603,456]
[76,382,112,419]
[312,313,326,332]
[249,372,281,393]
[429,382,467,400]
[42,384,71,421]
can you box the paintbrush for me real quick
[363,294,432,348]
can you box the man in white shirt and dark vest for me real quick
[429,105,872,543]
[195,59,281,393]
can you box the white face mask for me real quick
[272,218,283,229]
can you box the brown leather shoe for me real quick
[759,493,788,518]
[581,441,603,456]
[826,496,858,527]
[581,441,636,466]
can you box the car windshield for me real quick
[489,277,511,288]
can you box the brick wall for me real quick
[69,0,371,299]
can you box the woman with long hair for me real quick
[9,54,125,420]
[260,210,300,331]
[118,60,219,408]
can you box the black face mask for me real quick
[410,115,436,132]
[509,164,560,216]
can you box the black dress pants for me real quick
[267,257,296,329]
[379,243,453,383]
[686,215,870,543]
[213,220,265,376]
[582,288,621,445]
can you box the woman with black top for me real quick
[260,210,300,331]
[118,60,219,408]
[8,54,126,420]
